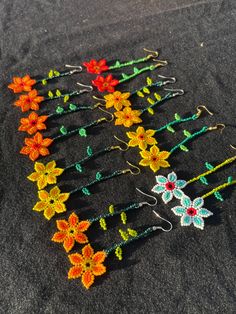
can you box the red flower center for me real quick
[138,134,144,140]
[165,182,175,191]
[30,120,37,126]
[187,207,197,216]
[25,97,32,104]
[125,115,131,119]
[152,156,158,162]
[33,143,41,149]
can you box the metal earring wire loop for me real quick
[97,106,114,122]
[143,48,159,59]
[230,144,236,150]
[164,88,185,96]
[208,123,226,133]
[136,188,157,206]
[76,81,93,92]
[152,210,173,232]
[196,105,214,117]
[64,64,83,73]
[152,59,168,67]
[123,161,141,175]
[111,135,129,151]
[92,95,106,102]
[157,74,176,85]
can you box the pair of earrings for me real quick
[51,188,172,289]
[152,154,236,229]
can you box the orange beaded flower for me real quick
[18,112,48,135]
[8,75,36,93]
[104,91,131,111]
[20,132,53,161]
[68,244,107,289]
[15,89,44,112]
[114,107,142,127]
[139,145,170,172]
[52,212,91,252]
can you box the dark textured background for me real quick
[0,0,236,313]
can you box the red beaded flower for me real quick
[83,59,109,74]
[92,74,119,92]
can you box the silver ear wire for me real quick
[76,81,93,92]
[158,75,176,85]
[136,188,157,206]
[164,88,184,97]
[152,210,173,232]
[65,64,83,73]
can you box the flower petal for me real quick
[92,251,106,264]
[193,197,204,209]
[50,186,60,198]
[192,216,205,230]
[151,184,166,194]
[57,193,70,202]
[34,162,45,172]
[82,270,95,289]
[181,196,191,208]
[68,212,79,227]
[27,172,41,182]
[44,206,55,220]
[63,236,75,252]
[54,202,67,213]
[69,253,83,265]
[171,206,186,216]
[197,208,213,218]
[162,191,173,204]
[92,264,106,276]
[77,220,91,232]
[173,189,184,199]
[38,190,49,200]
[180,214,193,226]
[155,175,167,184]
[150,162,160,173]
[51,231,66,243]
[82,244,94,259]
[74,233,88,244]
[33,201,47,212]
[46,174,57,185]
[56,219,69,231]
[175,179,187,189]
[46,160,56,172]
[68,266,83,279]
[167,172,177,182]
[37,175,47,190]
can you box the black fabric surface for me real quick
[0,1,236,313]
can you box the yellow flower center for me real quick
[68,228,76,236]
[83,259,93,271]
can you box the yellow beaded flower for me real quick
[126,126,157,150]
[114,107,142,128]
[139,145,170,172]
[104,91,131,111]
[33,186,70,220]
[27,161,64,190]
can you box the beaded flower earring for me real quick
[51,188,158,252]
[170,176,236,230]
[66,200,172,289]
[13,82,93,112]
[32,161,140,220]
[152,155,236,203]
[20,107,114,161]
[27,136,129,189]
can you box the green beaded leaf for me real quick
[69,103,77,110]
[42,79,47,86]
[48,70,54,78]
[114,60,121,67]
[75,163,82,173]
[167,125,175,133]
[148,107,154,115]
[146,77,153,85]
[147,97,155,105]
[228,176,233,183]
[199,176,208,185]
[180,145,189,152]
[108,204,114,214]
[119,229,129,241]
[115,247,123,260]
[60,126,67,135]
[214,191,224,201]
[54,70,60,76]
[175,113,181,120]
[183,130,191,137]
[121,73,129,79]
[205,162,214,170]
[154,93,161,101]
[127,228,138,237]
[56,106,64,114]
[96,172,102,181]
[56,89,61,97]
[137,91,144,97]
[82,187,91,196]
[87,146,93,156]
[99,218,107,231]
[48,90,53,98]
[120,212,127,225]
[133,67,139,74]
[79,128,87,137]
[64,95,69,103]
[143,87,150,94]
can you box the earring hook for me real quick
[136,188,157,206]
[196,105,214,117]
[208,123,225,134]
[97,106,114,122]
[230,144,236,150]
[143,48,159,59]
[152,59,168,67]
[64,64,83,73]
[92,95,106,102]
[76,81,93,92]
[122,161,141,175]
[111,135,129,151]
[164,88,185,97]
[152,210,173,232]
[157,74,176,85]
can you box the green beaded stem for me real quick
[169,126,208,154]
[155,114,198,133]
[35,69,81,84]
[109,55,150,70]
[119,64,160,84]
[69,170,124,195]
[140,92,172,114]
[104,226,155,255]
[43,90,84,102]
[47,104,95,119]
[201,179,236,199]
[131,80,165,96]
[88,203,141,223]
